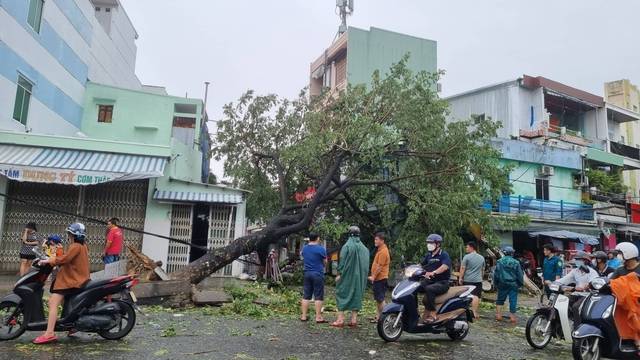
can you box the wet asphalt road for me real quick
[0,306,574,360]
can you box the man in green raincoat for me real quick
[331,226,370,327]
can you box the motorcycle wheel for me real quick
[525,313,553,349]
[98,300,136,340]
[377,312,403,342]
[0,302,26,341]
[446,321,469,341]
[572,336,601,360]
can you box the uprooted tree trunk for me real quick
[170,159,345,284]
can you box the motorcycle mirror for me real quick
[32,246,47,260]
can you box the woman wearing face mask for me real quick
[607,250,623,270]
[593,251,614,277]
[611,243,640,279]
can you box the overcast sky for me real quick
[119,0,640,178]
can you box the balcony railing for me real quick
[609,141,640,161]
[484,195,594,221]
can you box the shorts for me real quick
[463,282,483,298]
[372,279,388,302]
[20,254,36,260]
[303,272,324,301]
[103,255,120,264]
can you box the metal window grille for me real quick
[166,204,193,273]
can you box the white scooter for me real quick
[526,281,584,349]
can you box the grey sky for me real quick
[119,0,640,179]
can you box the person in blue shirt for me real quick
[420,234,452,323]
[607,250,623,270]
[300,233,328,323]
[542,244,563,296]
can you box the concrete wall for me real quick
[496,138,582,170]
[0,176,7,237]
[141,178,172,269]
[81,82,202,148]
[346,27,437,89]
[506,160,582,203]
[0,0,140,137]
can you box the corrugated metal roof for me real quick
[153,190,243,204]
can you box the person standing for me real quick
[300,233,328,323]
[332,226,369,328]
[19,222,40,276]
[103,217,123,265]
[368,232,391,323]
[420,234,452,323]
[494,246,524,324]
[542,244,563,296]
[459,241,485,319]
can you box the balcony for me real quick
[609,141,640,161]
[484,195,594,221]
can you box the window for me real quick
[97,105,114,123]
[535,178,549,201]
[95,7,101,11]
[27,0,44,33]
[172,116,196,146]
[12,76,33,126]
[174,103,198,114]
[105,7,111,12]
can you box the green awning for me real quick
[586,148,624,166]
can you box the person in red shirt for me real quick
[103,217,124,265]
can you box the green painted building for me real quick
[310,26,437,96]
[0,82,247,274]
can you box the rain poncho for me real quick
[611,272,640,341]
[336,235,370,311]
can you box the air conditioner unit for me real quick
[540,165,554,176]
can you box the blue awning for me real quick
[0,144,166,185]
[529,230,600,246]
[153,189,243,204]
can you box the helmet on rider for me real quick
[66,222,86,242]
[348,225,360,236]
[593,251,608,262]
[615,242,639,261]
[502,246,515,256]
[573,250,590,260]
[426,234,442,252]
[46,234,62,244]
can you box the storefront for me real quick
[0,144,167,272]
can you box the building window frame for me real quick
[97,104,114,123]
[535,177,550,201]
[12,75,34,126]
[27,0,45,33]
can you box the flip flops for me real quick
[330,321,344,328]
[315,319,328,324]
[33,335,58,344]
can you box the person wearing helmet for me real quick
[33,223,90,345]
[611,242,640,280]
[607,250,623,270]
[493,246,523,324]
[419,234,452,323]
[556,250,598,326]
[593,251,614,277]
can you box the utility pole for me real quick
[336,0,354,35]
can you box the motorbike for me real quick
[571,277,639,360]
[525,281,577,349]
[377,264,474,342]
[0,247,139,341]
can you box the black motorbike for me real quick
[0,247,139,341]
[571,277,639,360]
[377,265,474,342]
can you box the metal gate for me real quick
[0,180,148,272]
[209,205,236,276]
[166,204,193,273]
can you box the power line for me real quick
[0,191,209,251]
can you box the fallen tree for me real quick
[171,59,525,284]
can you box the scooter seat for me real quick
[82,279,112,290]
[434,286,469,306]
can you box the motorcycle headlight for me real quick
[602,304,614,319]
[548,283,560,292]
[591,278,607,290]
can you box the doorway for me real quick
[190,203,209,262]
